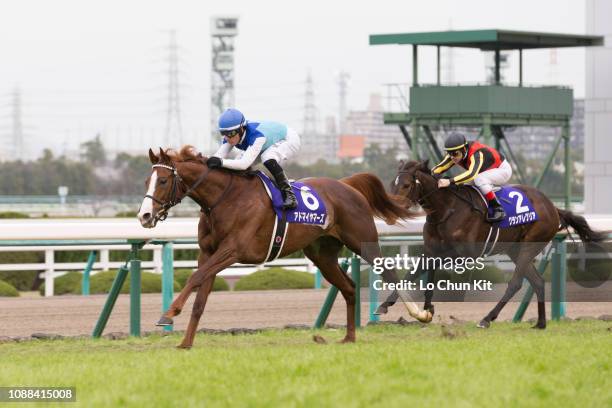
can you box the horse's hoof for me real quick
[425,304,435,317]
[339,337,356,344]
[176,344,192,350]
[531,322,546,330]
[156,316,173,326]
[477,320,490,329]
[416,310,433,323]
[374,304,388,315]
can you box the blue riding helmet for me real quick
[218,108,246,132]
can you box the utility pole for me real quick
[164,29,183,148]
[303,71,317,135]
[337,71,350,135]
[210,16,239,153]
[11,87,24,160]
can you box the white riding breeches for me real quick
[472,160,512,195]
[260,127,301,164]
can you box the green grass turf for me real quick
[0,321,610,407]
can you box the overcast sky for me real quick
[0,0,588,159]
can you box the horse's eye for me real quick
[159,178,167,185]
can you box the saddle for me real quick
[255,171,327,226]
[467,185,539,228]
[254,171,328,263]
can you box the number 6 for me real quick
[300,186,319,211]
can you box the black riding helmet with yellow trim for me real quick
[444,132,468,157]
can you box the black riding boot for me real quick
[487,196,506,223]
[264,159,297,210]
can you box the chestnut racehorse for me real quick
[138,147,432,348]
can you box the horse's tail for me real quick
[341,173,417,224]
[557,208,606,242]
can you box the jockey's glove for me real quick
[207,156,223,169]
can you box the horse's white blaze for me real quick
[138,170,158,223]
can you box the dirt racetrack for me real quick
[1,289,611,338]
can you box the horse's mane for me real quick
[401,159,431,174]
[165,145,206,163]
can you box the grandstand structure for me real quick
[369,29,604,209]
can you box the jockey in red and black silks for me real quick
[432,132,512,223]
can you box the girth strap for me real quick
[264,211,289,262]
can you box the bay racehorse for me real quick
[380,160,605,329]
[137,147,432,348]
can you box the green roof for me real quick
[369,29,603,50]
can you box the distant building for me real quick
[297,116,338,165]
[343,94,403,152]
[337,135,365,160]
[503,98,585,160]
[570,98,584,149]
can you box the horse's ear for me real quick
[158,147,169,163]
[398,160,405,170]
[148,148,158,164]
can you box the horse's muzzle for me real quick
[138,211,158,228]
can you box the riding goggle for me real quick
[220,129,241,138]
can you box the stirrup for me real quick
[486,208,506,223]
[282,191,297,209]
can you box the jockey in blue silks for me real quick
[206,108,301,209]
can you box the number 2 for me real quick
[508,191,529,214]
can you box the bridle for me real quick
[396,170,437,207]
[144,161,233,223]
[397,168,482,215]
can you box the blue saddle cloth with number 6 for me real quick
[255,171,327,225]
[489,186,539,228]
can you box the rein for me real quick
[398,169,484,223]
[413,171,482,214]
[415,179,437,206]
[447,184,484,214]
[145,161,233,222]
[397,170,436,207]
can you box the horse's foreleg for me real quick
[176,248,236,348]
[374,273,402,315]
[423,268,436,315]
[158,247,235,327]
[158,252,207,323]
[375,267,435,316]
[478,272,523,328]
[157,286,190,324]
[177,274,216,349]
[345,238,431,323]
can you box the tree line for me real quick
[0,135,582,197]
[0,137,404,196]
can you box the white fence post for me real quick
[101,249,110,271]
[44,249,54,297]
[153,247,162,273]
